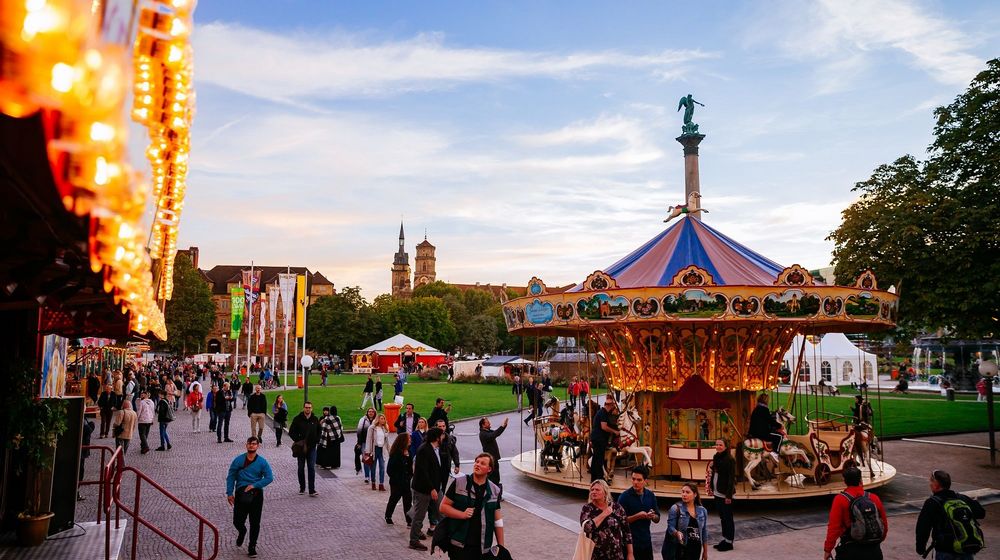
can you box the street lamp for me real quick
[301,354,314,403]
[978,358,997,467]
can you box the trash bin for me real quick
[297,375,303,388]
[946,388,955,401]
[384,403,402,433]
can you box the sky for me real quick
[171,0,1000,300]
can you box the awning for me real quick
[662,375,731,409]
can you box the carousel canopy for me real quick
[357,333,444,355]
[571,216,786,290]
[661,375,731,409]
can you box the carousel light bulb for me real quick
[51,62,76,92]
[166,44,183,64]
[94,156,109,185]
[169,17,189,37]
[89,122,115,141]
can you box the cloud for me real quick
[192,24,714,102]
[749,0,985,91]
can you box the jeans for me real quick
[297,446,317,493]
[158,422,171,448]
[137,423,152,452]
[216,409,231,441]
[408,489,438,543]
[233,489,263,549]
[99,409,112,437]
[208,409,217,431]
[934,552,975,560]
[115,438,130,455]
[372,447,385,484]
[274,422,284,445]
[715,496,734,542]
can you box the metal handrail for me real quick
[80,444,219,560]
[113,465,219,560]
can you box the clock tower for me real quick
[414,232,436,288]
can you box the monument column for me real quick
[676,133,706,220]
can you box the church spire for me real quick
[399,221,405,240]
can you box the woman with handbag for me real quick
[385,432,413,525]
[272,395,288,446]
[579,479,634,560]
[356,407,377,482]
[365,413,389,491]
[662,483,709,560]
[186,382,204,433]
[112,400,137,455]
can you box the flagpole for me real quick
[302,273,310,402]
[283,265,290,388]
[246,260,254,374]
[293,275,299,388]
[233,330,239,374]
[271,287,277,380]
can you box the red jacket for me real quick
[824,485,888,553]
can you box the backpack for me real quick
[160,400,175,423]
[933,495,985,554]
[841,491,884,545]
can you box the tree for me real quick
[829,59,1000,339]
[160,252,215,355]
[462,314,498,356]
[412,280,462,299]
[382,297,457,351]
[306,287,385,358]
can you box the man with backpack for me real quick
[823,467,888,559]
[916,469,986,559]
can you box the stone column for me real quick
[676,133,706,220]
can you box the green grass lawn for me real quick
[268,372,444,387]
[784,394,996,438]
[266,380,526,431]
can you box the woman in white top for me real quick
[365,413,389,491]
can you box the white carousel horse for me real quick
[742,408,812,490]
[663,191,709,222]
[617,403,654,468]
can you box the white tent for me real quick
[783,333,877,386]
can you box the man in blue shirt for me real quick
[227,436,274,558]
[617,465,660,560]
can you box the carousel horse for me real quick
[850,421,876,472]
[663,191,709,222]
[742,408,811,490]
[616,398,654,468]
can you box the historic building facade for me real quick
[391,223,413,297]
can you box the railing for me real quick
[80,444,219,560]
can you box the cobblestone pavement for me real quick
[67,396,1000,560]
[76,405,575,560]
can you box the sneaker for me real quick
[408,542,428,551]
[167,443,172,450]
[225,438,235,442]
[427,525,435,535]
[714,541,734,551]
[154,447,166,451]
[309,491,318,497]
[364,478,369,484]
[247,546,257,557]
[385,517,394,525]
[299,489,305,494]
[236,528,246,547]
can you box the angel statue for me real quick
[677,94,705,134]
[664,191,709,223]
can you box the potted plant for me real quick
[0,359,68,546]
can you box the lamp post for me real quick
[301,354,314,403]
[978,358,997,467]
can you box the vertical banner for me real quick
[257,292,266,350]
[242,269,261,307]
[267,285,279,334]
[278,273,296,328]
[40,334,68,398]
[230,286,245,339]
[295,274,307,338]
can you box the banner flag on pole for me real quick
[230,287,245,339]
[257,292,266,350]
[278,273,296,329]
[295,274,307,338]
[242,269,262,308]
[267,284,279,332]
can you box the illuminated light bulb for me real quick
[114,246,125,261]
[167,44,183,63]
[51,62,76,93]
[90,122,115,141]
[170,17,189,37]
[94,156,109,185]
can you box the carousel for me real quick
[504,106,899,499]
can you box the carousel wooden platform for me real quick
[510,450,896,500]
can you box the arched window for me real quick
[842,362,853,382]
[863,361,874,381]
[821,361,832,382]
[802,361,811,382]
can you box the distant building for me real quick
[391,223,412,298]
[189,250,334,366]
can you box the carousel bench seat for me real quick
[667,440,714,480]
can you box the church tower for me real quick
[414,231,436,288]
[391,222,412,297]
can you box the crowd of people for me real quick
[83,360,990,560]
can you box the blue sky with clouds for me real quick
[176,0,1000,299]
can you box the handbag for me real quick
[572,521,595,560]
[362,451,375,465]
[113,422,125,438]
[233,457,259,507]
[291,440,307,458]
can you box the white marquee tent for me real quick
[782,333,877,385]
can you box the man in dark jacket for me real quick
[478,417,508,485]
[246,385,267,441]
[394,403,421,435]
[523,381,539,425]
[214,382,236,443]
[748,393,782,460]
[409,426,444,551]
[288,401,321,496]
[428,398,452,431]
[707,439,737,551]
[916,469,986,558]
[435,419,460,487]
